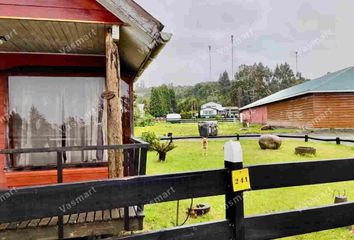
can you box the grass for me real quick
[143,139,354,239]
[134,121,300,137]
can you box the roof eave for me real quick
[96,0,171,82]
[240,90,354,111]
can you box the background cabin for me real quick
[240,67,354,129]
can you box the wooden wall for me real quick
[0,74,7,188]
[267,94,315,128]
[241,105,267,125]
[0,0,121,24]
[312,93,354,128]
[0,53,107,189]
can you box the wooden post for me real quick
[105,27,124,178]
[224,141,245,240]
[56,152,64,239]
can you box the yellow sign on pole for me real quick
[232,168,251,192]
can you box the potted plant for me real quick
[142,132,176,161]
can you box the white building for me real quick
[200,102,223,118]
[200,102,239,118]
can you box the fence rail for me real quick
[161,133,354,144]
[0,142,353,239]
[0,142,354,240]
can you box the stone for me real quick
[295,146,316,156]
[242,121,250,128]
[261,125,275,131]
[259,135,282,150]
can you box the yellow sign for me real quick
[232,168,251,192]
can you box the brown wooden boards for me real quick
[105,28,124,178]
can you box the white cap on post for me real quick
[224,141,243,163]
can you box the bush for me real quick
[215,115,225,120]
[136,113,154,127]
[141,132,176,161]
[180,111,197,119]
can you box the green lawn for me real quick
[143,140,354,239]
[134,121,300,137]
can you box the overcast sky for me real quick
[135,0,354,87]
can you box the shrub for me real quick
[180,111,197,119]
[136,113,155,127]
[141,132,176,161]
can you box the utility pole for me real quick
[295,51,298,76]
[231,35,234,79]
[209,45,212,82]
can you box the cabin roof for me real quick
[0,0,171,81]
[240,66,354,111]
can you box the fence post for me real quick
[224,141,245,240]
[336,137,341,145]
[56,152,64,240]
[236,134,240,141]
[305,135,309,142]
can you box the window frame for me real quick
[6,72,110,171]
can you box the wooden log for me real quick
[105,28,124,178]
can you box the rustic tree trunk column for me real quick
[105,28,124,178]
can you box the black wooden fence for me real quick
[161,133,354,145]
[0,140,353,239]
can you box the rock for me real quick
[261,125,275,131]
[259,135,282,150]
[242,121,249,128]
[295,146,316,156]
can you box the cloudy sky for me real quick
[135,0,354,87]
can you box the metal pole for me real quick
[295,51,298,76]
[209,45,212,81]
[231,35,234,79]
[224,141,245,240]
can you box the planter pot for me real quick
[159,152,167,161]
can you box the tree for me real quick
[232,63,272,107]
[218,71,232,105]
[169,88,177,112]
[272,63,297,91]
[149,87,164,117]
[149,85,178,117]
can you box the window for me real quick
[8,76,107,168]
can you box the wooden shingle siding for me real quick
[0,0,121,24]
[312,93,354,128]
[0,20,106,54]
[267,94,315,128]
[242,105,267,125]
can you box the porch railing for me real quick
[0,138,149,238]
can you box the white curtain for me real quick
[8,76,107,167]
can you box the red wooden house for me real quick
[240,67,354,129]
[0,0,170,238]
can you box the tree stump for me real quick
[295,146,316,156]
